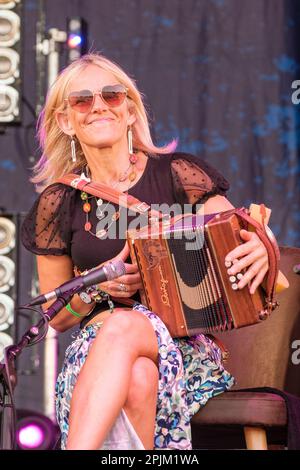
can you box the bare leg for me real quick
[66,310,158,450]
[124,357,159,449]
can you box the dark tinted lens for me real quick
[101,85,127,107]
[68,90,94,112]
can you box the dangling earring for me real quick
[128,126,137,167]
[127,126,137,182]
[127,126,133,156]
[70,136,77,163]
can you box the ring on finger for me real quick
[119,283,127,292]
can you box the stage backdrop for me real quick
[0,0,299,416]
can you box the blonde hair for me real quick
[32,53,177,192]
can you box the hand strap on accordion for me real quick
[234,207,280,310]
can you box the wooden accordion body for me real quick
[127,210,269,338]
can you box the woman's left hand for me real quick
[225,229,269,294]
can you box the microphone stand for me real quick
[0,288,77,450]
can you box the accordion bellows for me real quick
[127,210,269,338]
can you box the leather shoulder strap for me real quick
[57,173,151,213]
[58,174,279,308]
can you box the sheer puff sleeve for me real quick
[170,152,230,206]
[21,183,76,256]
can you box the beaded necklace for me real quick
[81,153,138,239]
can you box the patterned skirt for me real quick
[55,303,235,450]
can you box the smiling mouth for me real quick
[89,118,114,124]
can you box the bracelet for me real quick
[82,285,110,304]
[66,302,93,318]
[89,288,115,313]
[85,287,115,313]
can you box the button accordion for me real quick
[127,209,277,338]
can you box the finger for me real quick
[226,240,260,264]
[249,267,268,294]
[101,276,142,289]
[108,283,142,295]
[123,263,139,274]
[99,264,139,286]
[227,249,267,276]
[237,259,267,289]
[112,271,141,284]
[115,241,130,261]
[109,279,143,290]
[225,231,261,262]
[108,284,143,295]
[113,289,139,298]
[95,282,141,297]
[239,229,254,242]
[97,288,138,298]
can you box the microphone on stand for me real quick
[28,259,126,307]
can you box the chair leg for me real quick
[243,426,268,450]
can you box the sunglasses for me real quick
[65,84,128,113]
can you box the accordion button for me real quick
[225,260,232,268]
[231,283,239,290]
[229,275,236,283]
[236,273,243,280]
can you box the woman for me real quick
[21,53,269,450]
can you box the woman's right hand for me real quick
[96,241,143,297]
[98,262,142,297]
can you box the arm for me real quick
[37,241,142,332]
[202,194,235,214]
[200,195,269,294]
[37,254,95,332]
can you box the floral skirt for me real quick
[55,303,235,450]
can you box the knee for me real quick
[126,357,159,410]
[100,310,136,342]
[96,310,158,362]
[100,310,153,344]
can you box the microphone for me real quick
[28,259,126,306]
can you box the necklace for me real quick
[81,154,138,239]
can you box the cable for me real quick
[2,349,17,449]
[17,305,49,347]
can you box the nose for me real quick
[91,92,109,111]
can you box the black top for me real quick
[21,152,230,327]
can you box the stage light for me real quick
[67,33,82,48]
[0,0,22,124]
[66,16,87,63]
[18,423,45,449]
[16,410,60,450]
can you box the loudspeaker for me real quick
[0,0,23,123]
[0,214,19,362]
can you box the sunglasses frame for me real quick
[64,84,129,113]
